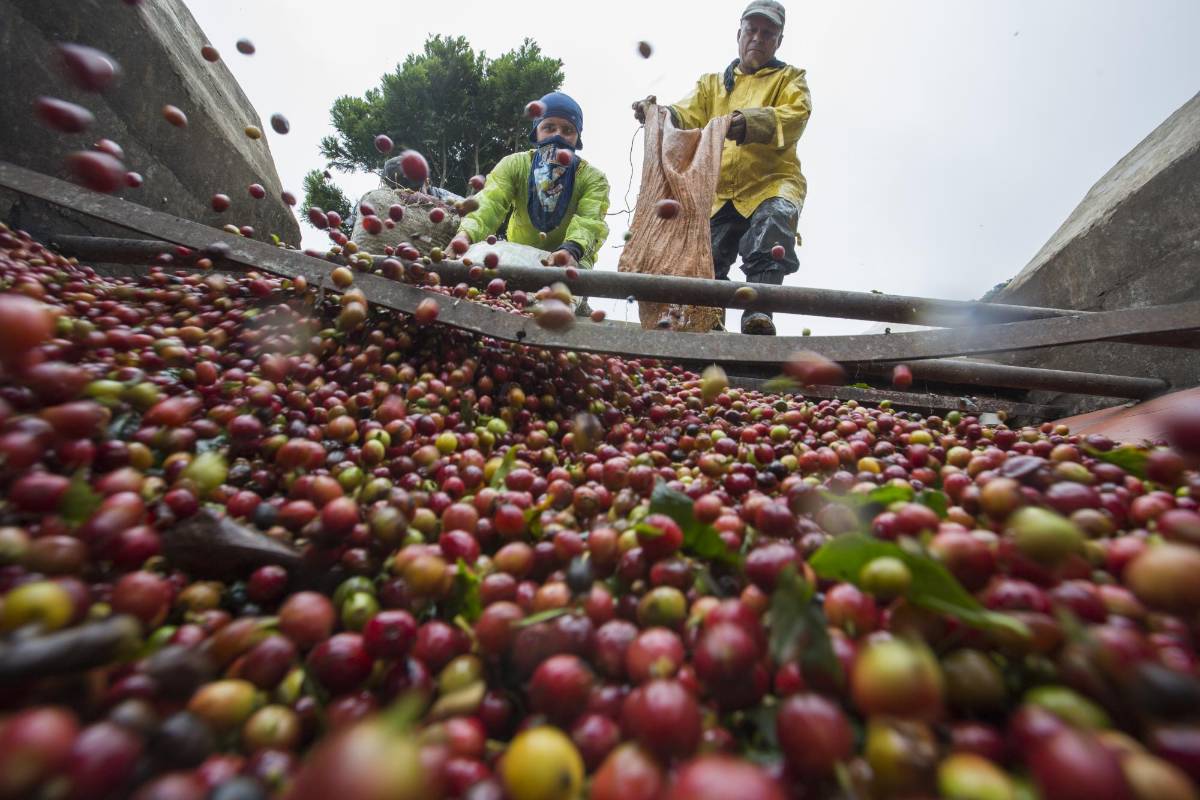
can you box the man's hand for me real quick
[632,95,657,124]
[726,112,747,143]
[550,249,578,268]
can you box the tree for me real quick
[314,35,563,197]
[300,169,352,234]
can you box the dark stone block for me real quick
[991,92,1200,414]
[0,0,300,246]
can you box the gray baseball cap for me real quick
[741,0,785,28]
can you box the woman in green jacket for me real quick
[451,92,610,269]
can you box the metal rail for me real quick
[730,377,1062,421]
[852,358,1166,400]
[39,233,1178,399]
[1,163,1192,395]
[47,235,1200,352]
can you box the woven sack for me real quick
[350,188,460,257]
[618,105,730,332]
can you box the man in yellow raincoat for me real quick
[633,0,810,335]
[452,92,611,271]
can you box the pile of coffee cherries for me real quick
[0,225,1198,800]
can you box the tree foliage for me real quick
[300,169,352,233]
[316,36,564,195]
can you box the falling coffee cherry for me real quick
[374,135,394,154]
[429,208,446,224]
[784,350,846,386]
[388,204,404,222]
[655,199,681,219]
[211,194,231,213]
[525,100,546,119]
[308,208,329,229]
[534,299,575,332]
[590,309,606,322]
[244,125,262,140]
[201,45,220,62]
[66,151,125,193]
[734,286,758,303]
[771,244,786,261]
[415,297,440,324]
[270,114,290,135]
[236,39,256,55]
[469,174,486,192]
[162,105,188,128]
[555,150,573,167]
[892,364,913,389]
[248,184,266,200]
[362,216,383,235]
[94,139,124,159]
[281,191,297,206]
[125,172,143,188]
[399,150,429,184]
[638,41,653,58]
[1164,399,1200,457]
[58,44,120,92]
[34,97,95,134]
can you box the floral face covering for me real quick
[527,135,579,233]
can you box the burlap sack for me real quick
[618,105,730,332]
[350,188,461,257]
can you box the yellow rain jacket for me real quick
[456,151,610,267]
[670,63,811,218]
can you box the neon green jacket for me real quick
[456,151,611,267]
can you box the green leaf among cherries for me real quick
[768,566,841,685]
[489,446,518,490]
[648,481,741,566]
[809,534,1027,636]
[60,471,101,526]
[1085,444,1148,480]
[447,559,482,623]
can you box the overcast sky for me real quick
[188,0,1200,336]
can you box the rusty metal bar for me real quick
[852,358,1167,399]
[729,376,1061,421]
[49,234,1200,352]
[49,234,1066,325]
[48,234,242,269]
[3,162,1196,376]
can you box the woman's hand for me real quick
[449,233,471,257]
[550,249,578,268]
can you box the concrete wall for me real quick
[991,91,1200,413]
[0,0,301,245]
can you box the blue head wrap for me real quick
[528,92,584,150]
[526,92,585,233]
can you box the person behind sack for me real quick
[450,92,611,272]
[632,0,810,336]
[381,156,462,204]
[346,157,462,235]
